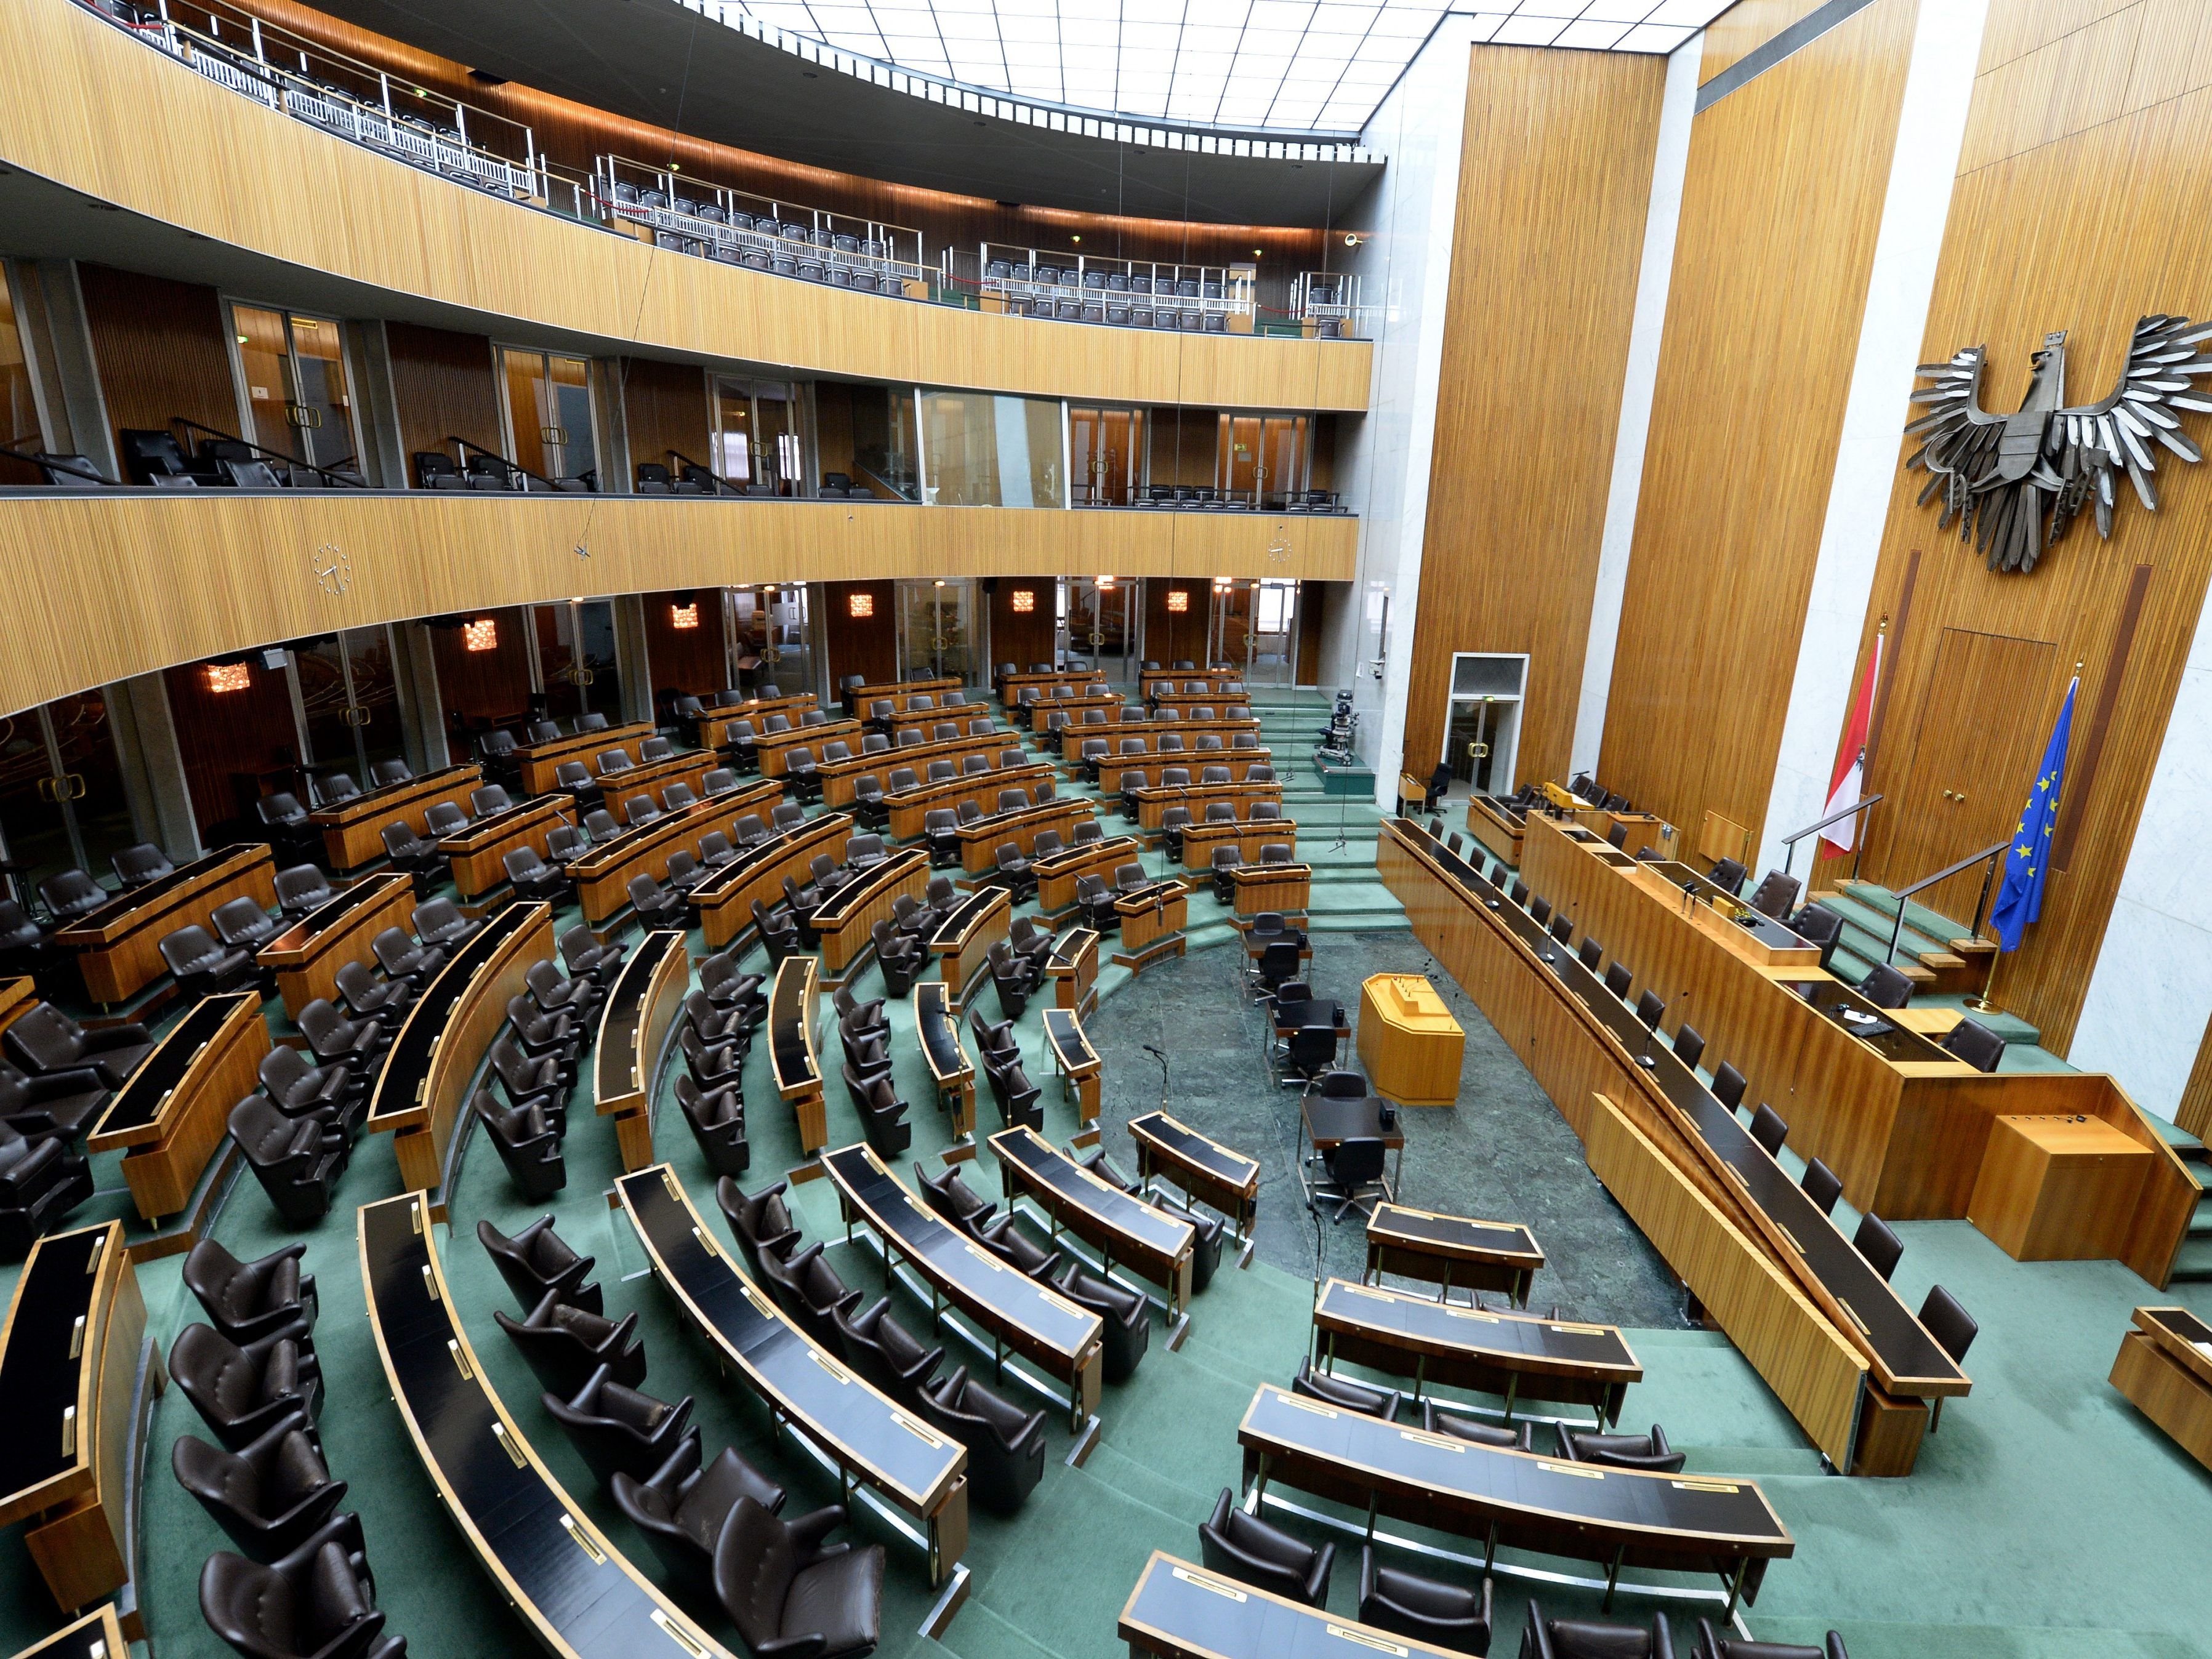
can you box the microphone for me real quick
[1142,1044,1165,1059]
[1542,911,1573,966]
[1636,991,1689,1071]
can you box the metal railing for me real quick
[1884,838,2008,965]
[953,247,1258,332]
[1290,271,1363,337]
[171,417,367,488]
[444,436,590,494]
[0,436,116,487]
[1776,793,1883,883]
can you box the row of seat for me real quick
[0,1001,149,1251]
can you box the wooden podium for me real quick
[1356,973,1465,1107]
[1113,880,1188,979]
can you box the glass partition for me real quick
[0,692,137,896]
[731,587,814,697]
[851,386,921,501]
[536,601,622,723]
[1069,406,1144,507]
[500,348,598,484]
[0,271,46,487]
[229,305,361,476]
[897,580,977,685]
[712,377,803,494]
[920,391,1063,507]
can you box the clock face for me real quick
[312,543,352,597]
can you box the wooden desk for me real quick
[1034,837,1141,916]
[820,733,1015,808]
[1141,669,1240,695]
[359,1194,742,1653]
[1040,1006,1102,1122]
[1093,729,1265,795]
[824,1144,1103,1429]
[812,850,930,981]
[1133,781,1284,832]
[365,903,551,1197]
[589,749,718,816]
[956,799,1098,874]
[1465,795,1526,867]
[770,955,826,1155]
[930,888,1010,1010]
[0,1224,157,1627]
[258,874,416,1019]
[2110,1306,2212,1475]
[1119,1553,1465,1659]
[1048,928,1098,1015]
[881,703,994,743]
[1364,1203,1543,1308]
[86,991,266,1227]
[1969,1114,2153,1263]
[1237,1383,1790,1614]
[758,718,863,778]
[1000,669,1104,712]
[595,929,688,1173]
[991,1125,1194,1316]
[616,1168,970,1583]
[1578,808,1675,861]
[1312,1278,1641,1422]
[1127,1112,1259,1238]
[1113,880,1188,976]
[886,762,1055,842]
[1232,862,1311,918]
[914,981,975,1142]
[7,1605,127,1659]
[311,764,480,871]
[0,978,34,1039]
[1298,1095,1405,1207]
[1357,974,1463,1107]
[690,811,852,950]
[514,721,656,795]
[54,845,276,1006]
[847,676,958,716]
[1148,692,1245,717]
[566,781,782,926]
[438,795,576,902]
[698,693,816,748]
[1179,817,1295,871]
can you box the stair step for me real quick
[1815,888,1952,973]
[2166,1235,2212,1280]
[1837,878,1994,954]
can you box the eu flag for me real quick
[1989,678,2077,952]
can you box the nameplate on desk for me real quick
[1171,1566,1247,1601]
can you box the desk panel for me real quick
[1128,1112,1258,1235]
[54,845,276,1005]
[691,813,853,950]
[595,930,689,1173]
[1364,1204,1543,1308]
[1120,1552,1460,1659]
[770,955,826,1154]
[566,781,784,926]
[991,1127,1192,1313]
[436,797,576,903]
[86,991,266,1221]
[311,765,480,871]
[258,873,416,1019]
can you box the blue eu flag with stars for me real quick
[1989,678,2077,952]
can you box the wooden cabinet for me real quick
[1969,1114,2151,1262]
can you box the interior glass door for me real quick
[1068,406,1143,507]
[1245,579,1298,686]
[296,627,404,789]
[898,581,975,685]
[0,693,137,897]
[231,305,361,476]
[501,348,598,485]
[1063,579,1133,682]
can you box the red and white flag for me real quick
[1820,634,1882,857]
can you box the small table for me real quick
[1357,973,1464,1106]
[1298,1094,1406,1208]
[1969,1114,2152,1262]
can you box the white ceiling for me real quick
[710,0,1732,137]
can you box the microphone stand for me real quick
[1636,990,1691,1069]
[1140,1043,1170,1202]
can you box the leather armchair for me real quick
[560,923,626,988]
[985,1062,1043,1134]
[1520,1603,1675,1659]
[1199,1487,1332,1606]
[230,1095,345,1227]
[712,1498,885,1659]
[1293,1357,1398,1421]
[852,1072,912,1157]
[684,989,752,1049]
[370,928,444,989]
[677,1075,750,1177]
[917,1364,1047,1514]
[503,847,568,904]
[488,1034,565,1123]
[758,1243,863,1349]
[333,961,412,1023]
[472,1092,565,1202]
[259,1048,363,1136]
[1053,1258,1148,1381]
[174,1413,347,1557]
[213,896,282,951]
[544,1363,696,1487]
[1421,1399,1533,1452]
[274,865,337,917]
[412,898,481,953]
[718,1177,803,1276]
[1558,1424,1683,1473]
[0,1118,94,1255]
[611,1434,787,1601]
[1359,1546,1492,1654]
[477,1215,600,1314]
[1076,1147,1223,1292]
[299,1001,388,1075]
[872,921,928,997]
[1692,1624,1844,1659]
[526,958,603,1025]
[628,874,688,927]
[198,1512,403,1659]
[682,1026,745,1093]
[504,996,581,1079]
[0,1061,108,1142]
[834,984,887,1038]
[6,1003,155,1088]
[494,1288,645,1398]
[833,1298,943,1408]
[36,868,109,923]
[170,1320,321,1450]
[915,1161,997,1232]
[186,1240,318,1345]
[699,952,768,1024]
[973,1212,1060,1279]
[379,823,443,893]
[754,902,801,968]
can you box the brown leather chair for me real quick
[0,1060,110,1143]
[916,1364,1047,1514]
[1558,1422,1683,1472]
[1358,1546,1492,1654]
[1052,1258,1147,1381]
[1420,1397,1533,1452]
[1521,1602,1675,1659]
[477,1216,599,1314]
[494,1288,645,1398]
[173,1413,346,1558]
[758,1242,863,1350]
[712,1498,884,1659]
[1293,1357,1398,1421]
[229,1095,344,1227]
[6,1002,154,1088]
[544,1364,696,1487]
[198,1512,403,1659]
[1941,1016,2005,1074]
[472,1092,565,1201]
[186,1240,318,1346]
[833,1299,943,1408]
[1692,1625,1845,1659]
[1857,963,1915,1008]
[1801,1158,1843,1216]
[0,1118,94,1255]
[677,1075,750,1178]
[170,1320,320,1450]
[611,1436,787,1602]
[719,1177,802,1277]
[1199,1487,1331,1606]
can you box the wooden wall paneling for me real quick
[1148,409,1221,486]
[1819,0,2212,1049]
[5,2,1370,413]
[2178,1010,2212,1138]
[620,359,710,483]
[987,577,1056,672]
[163,657,300,829]
[1143,580,1208,668]
[641,589,726,699]
[1597,0,1920,850]
[385,323,501,465]
[1699,0,1838,79]
[427,606,534,730]
[822,581,898,688]
[1401,47,1667,789]
[75,264,235,451]
[814,383,858,484]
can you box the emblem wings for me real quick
[1904,315,2212,572]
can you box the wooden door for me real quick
[1881,629,2058,926]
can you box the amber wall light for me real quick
[462,617,499,653]
[204,662,251,694]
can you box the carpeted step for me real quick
[2166,1234,2212,1280]
[1737,1619,2187,1659]
[1836,878,1994,955]
[1915,994,2041,1048]
[2189,1195,2212,1239]
[1810,891,1942,983]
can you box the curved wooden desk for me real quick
[310,763,480,872]
[86,990,266,1229]
[914,981,975,1143]
[53,844,275,1006]
[257,872,416,1019]
[770,955,826,1154]
[1364,1203,1543,1308]
[812,850,930,980]
[930,887,1010,1010]
[1127,1112,1258,1240]
[436,796,576,903]
[565,780,782,925]
[691,813,852,950]
[990,1126,1194,1317]
[886,762,1055,842]
[594,929,689,1173]
[513,721,656,795]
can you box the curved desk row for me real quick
[770,955,827,1155]
[1133,782,1284,833]
[1127,1113,1259,1242]
[843,677,959,717]
[1114,880,1189,976]
[1120,1552,1457,1659]
[311,764,481,872]
[819,732,1011,809]
[259,873,417,1021]
[955,798,1100,874]
[52,844,276,1007]
[692,813,855,950]
[698,691,818,750]
[512,721,657,796]
[824,1144,1103,1428]
[1178,817,1295,871]
[1362,1203,1543,1309]
[990,1127,1192,1316]
[366,902,552,1199]
[566,779,784,925]
[886,763,1056,843]
[86,989,266,1231]
[1047,928,1098,1016]
[1035,837,1144,917]
[1238,1383,1790,1615]
[596,929,690,1173]
[1039,1007,1103,1123]
[930,887,1011,1011]
[358,1194,738,1659]
[760,720,864,778]
[5,1605,127,1659]
[812,850,932,981]
[1231,862,1311,918]
[438,795,578,902]
[999,670,1106,711]
[914,981,976,1144]
[616,1167,971,1584]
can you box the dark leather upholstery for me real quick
[472,1091,565,1201]
[1856,963,1914,1008]
[38,867,108,922]
[1747,1104,1788,1158]
[370,928,444,988]
[170,1320,321,1450]
[917,1364,1047,1514]
[1199,1487,1332,1606]
[544,1364,696,1487]
[1052,1258,1148,1381]
[213,896,281,950]
[1941,1017,2005,1073]
[1559,1423,1683,1473]
[186,1240,318,1345]
[334,961,411,1022]
[1708,859,1747,896]
[1854,1212,1904,1282]
[1746,870,1801,921]
[915,1161,997,1232]
[611,1434,787,1600]
[495,1288,645,1397]
[477,1216,600,1315]
[526,958,603,1024]
[1691,1624,1845,1659]
[1788,903,1843,970]
[759,1243,864,1349]
[719,1177,802,1275]
[712,1498,884,1659]
[1420,1398,1532,1452]
[561,924,625,988]
[174,1412,346,1557]
[1076,1147,1223,1291]
[198,1512,404,1659]
[275,865,337,917]
[230,1094,344,1226]
[7,1003,154,1088]
[0,1117,94,1255]
[0,1061,109,1143]
[258,1048,363,1135]
[833,1299,943,1408]
[1800,1159,1843,1216]
[1293,1357,1398,1420]
[677,1075,750,1177]
[412,898,481,952]
[1711,1064,1745,1113]
[1359,1545,1492,1653]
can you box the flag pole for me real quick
[1968,658,2081,1016]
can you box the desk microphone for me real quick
[1636,991,1690,1070]
[1542,911,1574,966]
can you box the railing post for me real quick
[1971,850,2001,943]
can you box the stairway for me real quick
[2161,1122,2212,1281]
[1816,878,1995,997]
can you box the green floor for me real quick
[5,694,2210,1658]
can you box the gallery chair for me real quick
[1358,1546,1492,1655]
[1052,1258,1148,1380]
[213,896,283,952]
[611,1435,787,1602]
[544,1364,696,1487]
[712,1498,885,1659]
[1199,1487,1332,1607]
[173,1413,347,1559]
[7,1003,155,1087]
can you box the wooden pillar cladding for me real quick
[1400,47,1666,790]
[1830,0,2212,1051]
[621,360,711,487]
[988,577,1056,673]
[822,582,898,688]
[75,264,235,454]
[385,323,502,470]
[641,590,727,699]
[1596,0,1920,839]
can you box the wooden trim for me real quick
[2051,561,2151,872]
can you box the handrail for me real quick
[444,435,565,494]
[1885,838,2009,965]
[171,416,366,488]
[665,449,741,496]
[0,436,116,487]
[1778,792,1883,882]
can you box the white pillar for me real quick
[1753,0,1992,879]
[1571,41,1699,778]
